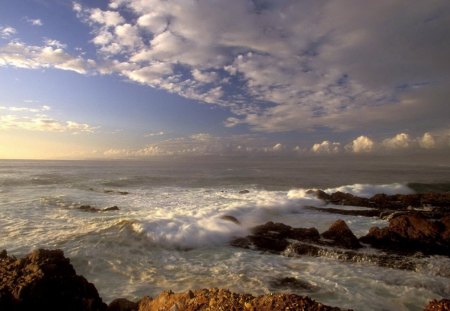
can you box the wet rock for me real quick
[269,277,318,292]
[321,220,362,249]
[137,288,346,311]
[219,215,240,225]
[239,189,250,194]
[285,242,417,271]
[104,190,129,195]
[107,298,138,311]
[103,206,120,212]
[305,205,381,217]
[0,249,106,311]
[77,205,120,212]
[423,298,450,311]
[360,214,450,256]
[315,190,450,210]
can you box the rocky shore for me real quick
[1,191,449,310]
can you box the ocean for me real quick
[1,155,450,310]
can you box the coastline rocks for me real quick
[239,190,250,194]
[314,190,450,210]
[78,205,120,212]
[231,221,320,253]
[137,288,346,311]
[321,220,362,249]
[423,299,450,311]
[360,214,450,256]
[0,249,106,311]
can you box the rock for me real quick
[236,222,320,252]
[239,190,250,194]
[137,288,346,311]
[305,205,381,217]
[423,298,450,311]
[321,220,362,249]
[77,205,119,212]
[219,215,240,225]
[103,206,120,212]
[268,277,318,291]
[360,214,450,256]
[0,249,106,311]
[107,298,138,311]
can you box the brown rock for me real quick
[108,298,138,311]
[137,288,346,311]
[360,214,450,256]
[423,298,450,311]
[0,249,106,311]
[219,215,240,225]
[322,220,362,249]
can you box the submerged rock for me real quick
[77,205,120,212]
[219,215,240,225]
[0,249,106,311]
[239,189,250,194]
[268,277,318,292]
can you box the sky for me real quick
[0,0,449,159]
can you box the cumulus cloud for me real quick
[145,131,165,137]
[0,41,95,74]
[382,133,412,150]
[348,136,375,153]
[311,141,341,154]
[419,132,436,149]
[0,26,16,39]
[68,0,450,136]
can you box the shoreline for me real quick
[1,191,449,310]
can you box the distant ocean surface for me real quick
[1,156,450,310]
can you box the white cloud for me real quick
[419,132,436,149]
[25,18,43,26]
[382,133,411,150]
[0,115,97,133]
[70,0,450,136]
[0,105,97,134]
[348,135,375,153]
[0,41,95,74]
[0,26,17,39]
[145,131,165,137]
[311,141,341,154]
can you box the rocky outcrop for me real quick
[314,190,450,210]
[423,298,450,311]
[137,288,345,311]
[321,220,362,249]
[0,249,106,311]
[360,213,450,256]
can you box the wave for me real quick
[324,183,414,198]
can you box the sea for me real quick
[1,155,450,310]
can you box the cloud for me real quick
[24,18,43,26]
[0,26,16,39]
[0,105,97,134]
[347,135,375,153]
[419,132,436,149]
[70,0,450,136]
[145,131,165,137]
[311,141,341,154]
[0,41,95,74]
[382,133,412,150]
[0,115,97,133]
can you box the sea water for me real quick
[1,156,450,310]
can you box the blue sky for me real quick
[0,0,449,159]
